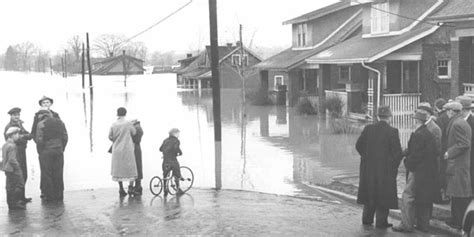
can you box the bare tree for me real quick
[68,35,82,62]
[124,41,148,60]
[92,34,126,58]
[16,41,36,71]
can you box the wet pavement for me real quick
[0,189,453,236]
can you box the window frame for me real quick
[370,1,390,34]
[274,75,285,89]
[297,23,308,47]
[437,59,451,79]
[232,54,241,66]
[339,65,352,83]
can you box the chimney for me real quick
[236,41,242,47]
[186,53,192,58]
[227,43,233,47]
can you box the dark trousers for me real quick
[451,197,471,227]
[17,146,27,199]
[362,205,389,226]
[39,149,64,200]
[5,171,24,208]
[416,204,433,231]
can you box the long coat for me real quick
[446,114,472,198]
[356,121,403,209]
[109,117,137,181]
[466,114,474,192]
[404,125,441,204]
[132,123,143,180]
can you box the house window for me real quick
[232,54,249,66]
[232,54,240,66]
[339,66,351,82]
[274,75,284,89]
[437,60,451,79]
[371,1,390,34]
[297,23,308,47]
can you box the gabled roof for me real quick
[93,54,145,75]
[255,10,362,70]
[429,0,474,20]
[178,55,198,64]
[306,25,440,64]
[283,0,353,25]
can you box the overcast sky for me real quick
[0,0,338,54]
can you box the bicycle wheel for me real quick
[179,166,194,193]
[165,171,177,196]
[149,176,163,196]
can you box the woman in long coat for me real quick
[131,120,143,194]
[109,107,137,196]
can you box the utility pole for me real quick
[209,0,222,190]
[49,58,53,76]
[122,50,127,87]
[64,50,68,78]
[61,58,65,78]
[86,33,93,88]
[81,43,85,89]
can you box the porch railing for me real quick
[464,83,474,96]
[383,93,421,148]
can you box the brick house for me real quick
[176,42,262,89]
[256,0,474,120]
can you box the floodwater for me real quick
[0,72,396,199]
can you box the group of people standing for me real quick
[1,96,67,210]
[356,96,474,232]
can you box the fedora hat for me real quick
[413,111,428,122]
[377,106,392,117]
[38,96,54,106]
[417,102,434,115]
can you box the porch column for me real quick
[318,64,331,113]
[451,37,461,97]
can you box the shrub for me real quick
[330,117,357,134]
[247,88,272,106]
[296,97,318,115]
[324,96,344,118]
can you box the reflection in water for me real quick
[276,106,287,125]
[82,92,87,127]
[89,88,94,152]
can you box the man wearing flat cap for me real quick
[444,101,472,229]
[393,111,440,232]
[4,107,33,203]
[356,106,403,228]
[457,96,474,197]
[31,96,60,142]
[433,98,450,202]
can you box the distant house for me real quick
[256,0,474,120]
[176,42,263,89]
[93,53,145,75]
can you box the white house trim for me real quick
[367,24,440,62]
[362,0,444,38]
[220,46,263,63]
[293,9,363,51]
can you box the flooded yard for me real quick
[0,72,410,199]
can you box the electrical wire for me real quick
[119,0,193,46]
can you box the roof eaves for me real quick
[282,1,352,25]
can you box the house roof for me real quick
[255,10,362,70]
[178,55,198,64]
[93,54,145,75]
[283,0,353,25]
[430,0,474,21]
[306,24,440,64]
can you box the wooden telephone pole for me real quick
[81,43,85,89]
[209,0,222,190]
[86,33,93,88]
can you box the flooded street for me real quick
[0,71,364,198]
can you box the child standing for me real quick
[1,127,26,210]
[159,128,183,196]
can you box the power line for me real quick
[370,5,452,27]
[120,0,193,46]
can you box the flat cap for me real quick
[417,102,433,115]
[7,107,21,115]
[456,96,473,109]
[444,101,462,111]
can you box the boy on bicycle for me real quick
[159,128,184,196]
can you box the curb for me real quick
[302,182,462,236]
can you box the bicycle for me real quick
[149,166,194,196]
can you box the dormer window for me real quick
[371,1,390,34]
[297,23,308,47]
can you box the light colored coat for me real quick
[446,114,472,197]
[109,117,137,181]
